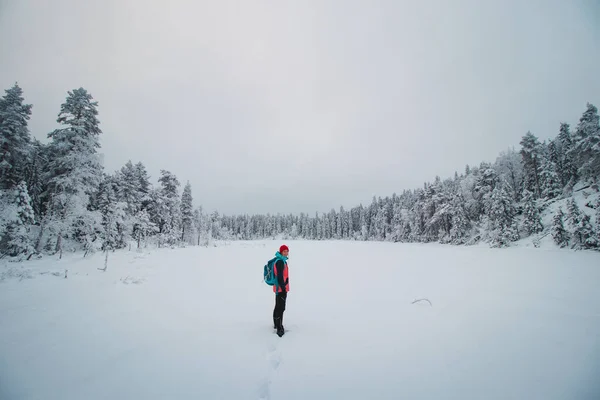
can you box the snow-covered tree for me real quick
[0,83,33,190]
[180,181,194,243]
[134,162,151,208]
[521,189,543,236]
[46,88,103,198]
[520,132,542,198]
[449,195,472,244]
[156,170,181,246]
[566,199,581,228]
[578,214,597,249]
[571,103,600,182]
[494,148,524,202]
[488,184,519,247]
[473,166,499,217]
[552,208,569,248]
[22,139,47,219]
[41,88,104,255]
[566,199,597,249]
[557,122,578,190]
[0,181,35,257]
[132,209,157,248]
[97,176,120,251]
[540,161,562,200]
[390,203,404,242]
[117,160,143,214]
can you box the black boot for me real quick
[276,325,285,337]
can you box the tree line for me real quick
[1,83,599,259]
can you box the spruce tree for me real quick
[0,83,33,190]
[488,184,519,247]
[540,154,562,200]
[157,170,181,245]
[44,88,103,255]
[132,209,157,248]
[571,103,600,182]
[0,181,35,257]
[449,195,471,244]
[23,139,47,220]
[552,208,569,248]
[557,122,578,189]
[578,214,598,249]
[180,181,194,243]
[97,176,120,251]
[117,160,142,214]
[47,88,103,197]
[522,189,543,236]
[520,132,542,198]
[565,199,597,249]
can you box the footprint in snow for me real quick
[266,342,281,370]
[257,378,271,400]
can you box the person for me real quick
[273,244,290,337]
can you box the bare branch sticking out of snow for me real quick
[411,298,432,306]
[98,250,108,272]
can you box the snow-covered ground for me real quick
[1,241,599,400]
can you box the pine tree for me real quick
[571,103,600,182]
[473,166,499,216]
[557,122,578,189]
[449,194,471,244]
[391,203,404,242]
[0,181,35,257]
[552,208,569,247]
[578,214,598,249]
[488,184,519,247]
[540,152,562,200]
[132,209,157,248]
[97,176,120,251]
[23,139,47,220]
[47,88,103,198]
[565,199,597,249]
[521,189,543,236]
[157,170,181,245]
[180,181,194,243]
[494,148,524,202]
[566,199,581,228]
[358,207,367,240]
[520,132,542,198]
[0,83,33,190]
[134,162,151,208]
[43,88,103,255]
[117,160,143,214]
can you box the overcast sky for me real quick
[1,0,599,214]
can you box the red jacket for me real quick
[273,259,289,293]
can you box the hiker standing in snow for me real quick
[273,245,290,337]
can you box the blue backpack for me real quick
[263,257,278,286]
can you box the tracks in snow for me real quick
[257,337,282,400]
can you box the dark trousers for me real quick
[273,291,287,329]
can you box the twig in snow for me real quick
[97,249,108,271]
[411,298,432,306]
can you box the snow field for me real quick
[1,240,599,399]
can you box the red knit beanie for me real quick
[279,244,289,253]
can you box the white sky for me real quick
[1,0,599,214]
